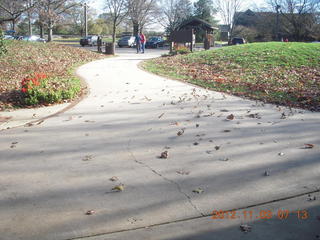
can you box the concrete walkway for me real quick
[0,48,319,240]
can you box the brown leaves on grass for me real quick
[0,42,105,110]
[149,55,320,111]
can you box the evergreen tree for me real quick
[193,0,216,24]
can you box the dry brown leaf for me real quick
[303,144,314,149]
[226,114,235,120]
[85,210,95,215]
[160,151,168,159]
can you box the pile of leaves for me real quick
[0,41,105,110]
[143,42,320,111]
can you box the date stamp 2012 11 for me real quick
[211,209,309,220]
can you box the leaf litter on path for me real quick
[112,184,124,192]
[192,188,204,194]
[160,151,168,159]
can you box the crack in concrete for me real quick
[127,140,204,217]
[67,188,320,240]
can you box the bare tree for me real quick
[126,0,158,35]
[37,0,80,41]
[268,0,320,41]
[158,0,192,34]
[214,0,243,42]
[105,0,127,43]
[0,0,38,30]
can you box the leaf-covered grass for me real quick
[0,40,106,110]
[143,42,320,111]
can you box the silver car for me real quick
[118,36,136,47]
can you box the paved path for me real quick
[0,49,319,240]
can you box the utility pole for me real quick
[84,3,88,37]
[276,5,280,41]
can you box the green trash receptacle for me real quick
[105,42,115,55]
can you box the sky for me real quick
[89,0,269,17]
[88,0,269,30]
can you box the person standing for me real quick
[135,33,141,53]
[140,32,146,53]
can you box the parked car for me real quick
[145,37,165,48]
[80,35,99,46]
[3,35,14,40]
[22,35,46,43]
[118,36,136,47]
[231,37,245,45]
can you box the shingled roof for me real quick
[178,18,218,32]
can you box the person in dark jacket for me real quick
[135,34,141,53]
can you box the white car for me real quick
[3,35,14,40]
[118,36,136,47]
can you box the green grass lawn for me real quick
[143,42,320,111]
[0,40,106,110]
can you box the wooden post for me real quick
[170,41,174,54]
[97,36,102,53]
[190,29,194,52]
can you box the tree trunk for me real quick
[28,17,32,36]
[133,23,139,35]
[12,19,15,31]
[48,21,53,42]
[39,23,44,38]
[112,21,116,43]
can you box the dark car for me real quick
[231,37,245,45]
[118,36,136,47]
[80,35,99,46]
[145,37,165,48]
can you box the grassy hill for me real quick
[0,41,105,110]
[143,42,320,111]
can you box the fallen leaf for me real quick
[82,155,94,161]
[176,170,190,175]
[160,151,168,159]
[177,129,185,136]
[247,113,261,119]
[240,224,252,233]
[226,114,235,120]
[192,188,204,194]
[112,184,124,191]
[303,144,314,149]
[307,194,316,201]
[85,210,95,215]
[109,176,118,182]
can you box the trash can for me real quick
[105,42,115,55]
